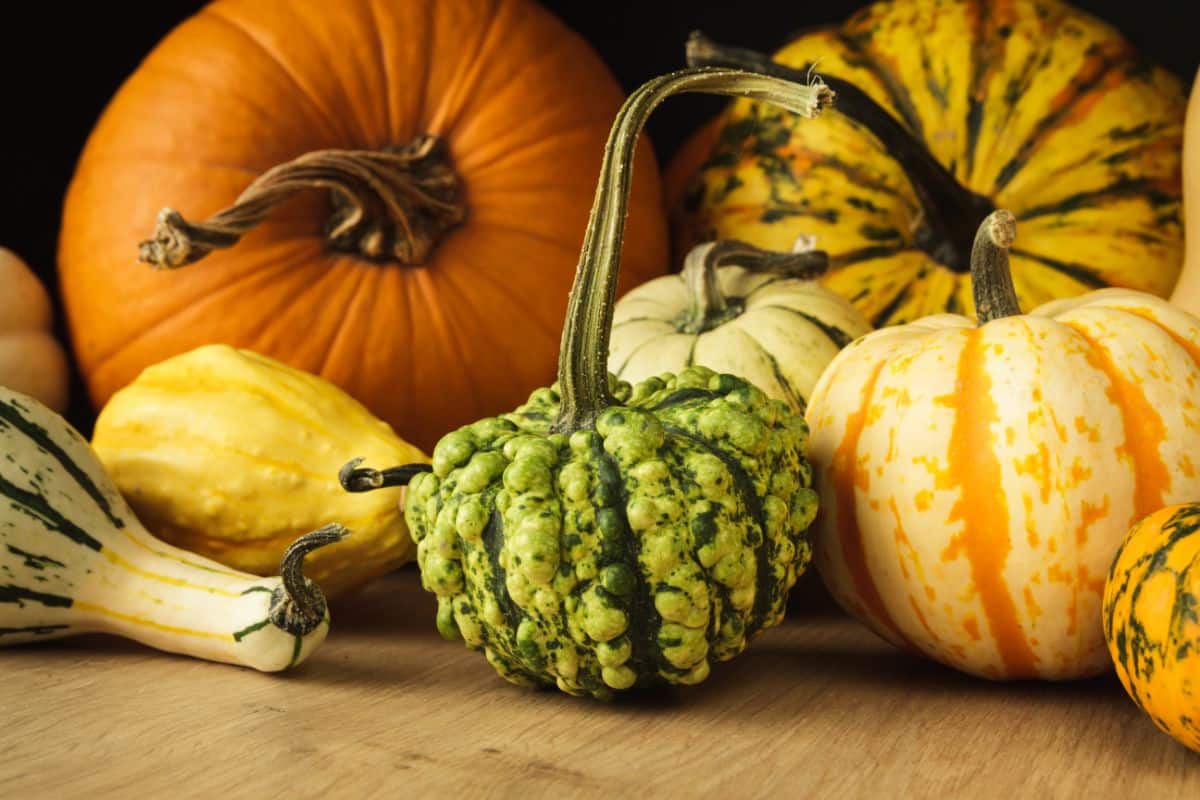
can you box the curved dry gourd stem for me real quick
[138,136,465,268]
[685,31,996,274]
[268,523,348,636]
[338,457,433,493]
[681,239,829,334]
[552,67,834,434]
[971,210,1020,323]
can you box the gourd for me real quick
[0,387,340,671]
[806,209,1200,680]
[91,345,427,598]
[0,249,68,412]
[1104,503,1200,753]
[343,67,832,699]
[610,239,871,411]
[1169,68,1200,317]
[58,0,669,452]
[674,0,1186,327]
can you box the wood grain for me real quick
[1,569,1195,798]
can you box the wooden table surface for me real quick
[2,568,1195,798]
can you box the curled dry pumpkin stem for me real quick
[269,523,348,636]
[681,239,830,334]
[338,457,433,493]
[138,135,466,268]
[685,31,996,274]
[552,67,834,434]
[970,209,1020,323]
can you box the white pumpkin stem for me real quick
[552,68,833,434]
[680,239,829,334]
[269,524,348,636]
[138,136,465,268]
[970,210,1020,323]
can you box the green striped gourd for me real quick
[341,67,830,699]
[0,387,340,671]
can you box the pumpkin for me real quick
[1169,68,1200,316]
[806,209,1200,680]
[0,249,69,412]
[58,0,669,452]
[674,0,1186,328]
[609,239,871,411]
[91,345,427,598]
[0,387,340,671]
[1104,503,1200,753]
[344,67,832,699]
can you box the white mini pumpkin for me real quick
[609,240,871,409]
[0,249,69,412]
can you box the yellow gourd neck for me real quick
[1171,69,1200,315]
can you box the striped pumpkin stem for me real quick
[270,524,348,636]
[685,31,996,274]
[680,239,829,334]
[553,67,833,434]
[970,210,1020,323]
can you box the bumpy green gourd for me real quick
[405,368,814,697]
[346,67,832,698]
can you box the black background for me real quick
[0,0,1195,426]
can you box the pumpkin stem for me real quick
[685,32,995,274]
[552,67,833,434]
[971,210,1020,322]
[138,136,465,268]
[680,238,829,334]
[338,457,432,493]
[269,523,347,636]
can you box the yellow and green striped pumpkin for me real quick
[1104,503,1200,753]
[674,0,1186,327]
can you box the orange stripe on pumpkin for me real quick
[832,360,912,649]
[1066,323,1171,520]
[947,328,1038,676]
[1119,308,1200,369]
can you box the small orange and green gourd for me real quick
[1104,503,1200,753]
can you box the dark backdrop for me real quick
[0,0,1195,428]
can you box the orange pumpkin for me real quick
[59,0,668,451]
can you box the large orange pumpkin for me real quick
[59,0,668,450]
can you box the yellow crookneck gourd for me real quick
[1169,67,1200,316]
[92,345,428,598]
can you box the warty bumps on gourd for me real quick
[347,67,834,699]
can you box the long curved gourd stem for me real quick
[338,457,433,493]
[552,67,834,434]
[971,210,1020,323]
[268,523,348,636]
[138,136,465,267]
[685,31,996,273]
[681,239,829,334]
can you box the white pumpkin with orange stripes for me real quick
[0,386,342,671]
[806,210,1200,679]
